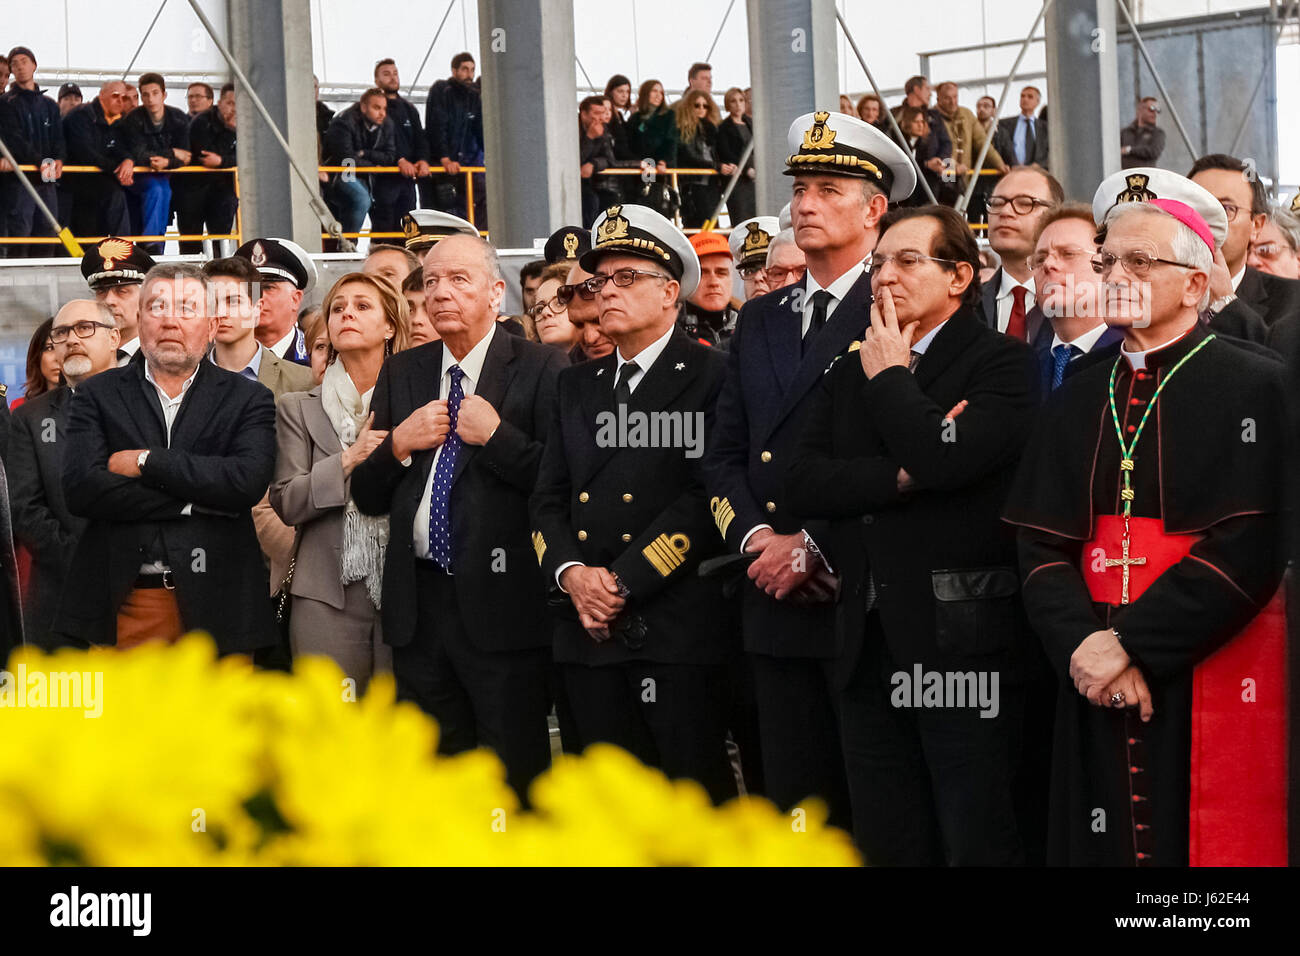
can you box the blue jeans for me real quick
[126,174,173,253]
[327,176,373,235]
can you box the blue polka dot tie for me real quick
[428,364,464,570]
[1051,343,1079,391]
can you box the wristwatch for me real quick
[612,571,631,599]
[137,450,150,471]
[1111,626,1123,643]
[801,530,823,563]
[1208,293,1237,314]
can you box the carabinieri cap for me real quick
[81,238,155,290]
[233,237,318,292]
[784,109,917,202]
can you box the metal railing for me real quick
[0,162,1007,249]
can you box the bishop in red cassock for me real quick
[1004,195,1288,866]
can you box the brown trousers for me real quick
[116,587,185,650]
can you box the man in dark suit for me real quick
[703,110,917,828]
[1187,154,1300,348]
[977,166,1062,342]
[786,205,1040,864]
[351,233,566,802]
[57,263,278,653]
[993,86,1048,169]
[530,204,736,803]
[1028,203,1123,395]
[10,299,120,647]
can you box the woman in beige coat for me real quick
[270,272,411,691]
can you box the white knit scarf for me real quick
[320,359,388,608]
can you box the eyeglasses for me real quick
[694,102,710,111]
[1251,241,1288,260]
[556,281,596,306]
[764,265,805,285]
[582,268,670,294]
[525,295,567,320]
[869,251,960,273]
[50,320,116,344]
[738,264,766,279]
[1090,249,1196,278]
[1029,246,1091,270]
[988,195,1054,215]
[1219,201,1245,223]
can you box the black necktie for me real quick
[614,359,638,406]
[803,290,831,355]
[1023,117,1036,164]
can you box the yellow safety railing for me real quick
[0,162,1000,248]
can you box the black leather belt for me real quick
[134,570,176,590]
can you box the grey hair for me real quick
[142,262,208,291]
[1103,202,1212,311]
[766,228,798,268]
[1267,205,1300,252]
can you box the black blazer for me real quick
[976,268,1050,346]
[786,307,1040,684]
[530,330,733,666]
[351,328,567,651]
[1236,265,1300,328]
[1032,322,1123,396]
[57,358,278,651]
[994,113,1048,167]
[9,387,86,647]
[703,274,870,657]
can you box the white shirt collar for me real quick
[1231,265,1246,292]
[910,318,951,356]
[143,360,200,404]
[269,326,299,360]
[1051,323,1109,354]
[120,336,141,356]
[1120,326,1195,371]
[615,322,675,390]
[440,321,497,389]
[997,268,1035,301]
[805,260,867,309]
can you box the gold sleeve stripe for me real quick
[531,531,546,565]
[710,496,736,539]
[642,532,691,578]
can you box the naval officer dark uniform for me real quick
[703,109,919,829]
[530,204,737,803]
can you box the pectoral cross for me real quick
[1105,534,1147,605]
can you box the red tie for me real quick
[1006,285,1028,341]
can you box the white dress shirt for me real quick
[116,335,141,368]
[555,323,676,587]
[1050,323,1109,355]
[1231,266,1246,293]
[268,326,301,361]
[738,270,867,555]
[995,270,1035,334]
[410,323,497,559]
[909,318,951,357]
[140,362,200,570]
[801,260,867,337]
[612,321,675,395]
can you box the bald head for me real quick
[98,80,128,120]
[52,299,120,384]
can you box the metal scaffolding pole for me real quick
[957,0,1053,213]
[835,8,936,205]
[406,0,459,97]
[1115,0,1197,158]
[122,0,170,81]
[187,0,344,247]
